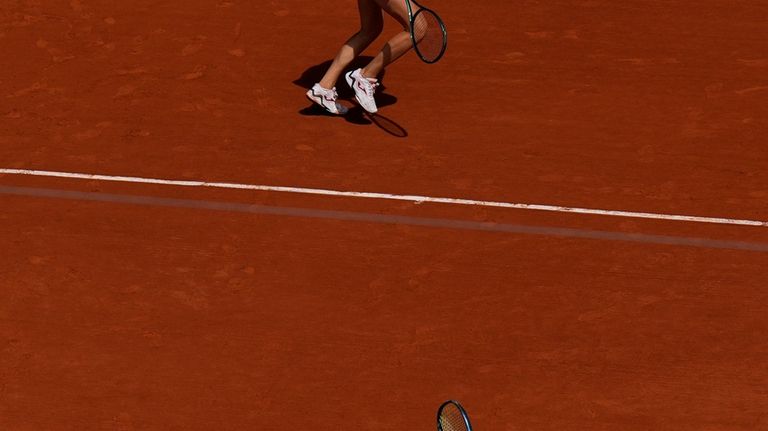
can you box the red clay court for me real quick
[2,1,767,430]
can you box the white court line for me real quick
[1,168,766,227]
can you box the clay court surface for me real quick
[2,1,768,430]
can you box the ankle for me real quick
[360,68,378,80]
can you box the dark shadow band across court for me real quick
[2,185,767,253]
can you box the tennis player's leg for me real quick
[316,0,383,90]
[308,0,383,114]
[363,0,414,78]
[346,0,413,113]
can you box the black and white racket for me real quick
[405,0,448,63]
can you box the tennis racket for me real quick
[405,0,447,63]
[437,400,472,431]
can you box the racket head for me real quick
[437,400,472,431]
[410,7,447,64]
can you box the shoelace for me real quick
[363,79,379,97]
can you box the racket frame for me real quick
[404,0,448,64]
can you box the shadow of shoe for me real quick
[298,104,337,117]
[345,106,374,125]
[298,103,372,126]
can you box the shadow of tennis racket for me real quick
[298,105,408,137]
[364,111,408,138]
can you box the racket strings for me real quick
[439,404,469,431]
[412,9,445,62]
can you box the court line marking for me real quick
[2,185,767,252]
[1,168,766,227]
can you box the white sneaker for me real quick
[306,84,348,115]
[345,69,379,113]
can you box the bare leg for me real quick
[361,0,413,78]
[318,0,383,89]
